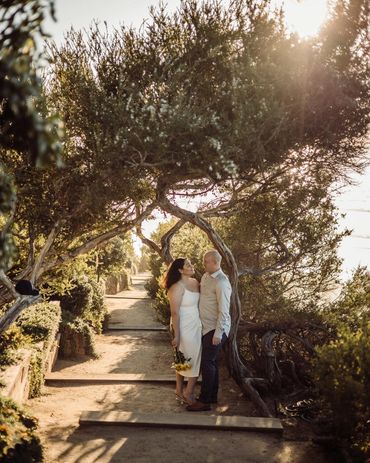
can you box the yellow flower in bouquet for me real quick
[171,348,191,372]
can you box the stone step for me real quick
[105,296,151,300]
[107,324,167,332]
[45,373,201,385]
[79,410,283,434]
[45,372,177,385]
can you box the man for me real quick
[186,249,231,411]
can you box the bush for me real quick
[86,278,108,334]
[59,279,93,317]
[0,395,44,462]
[16,302,61,398]
[54,276,108,358]
[0,326,29,369]
[313,321,370,461]
[59,312,98,358]
[145,276,160,299]
[152,286,171,327]
[17,302,61,343]
[59,277,108,333]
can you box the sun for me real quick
[280,0,329,37]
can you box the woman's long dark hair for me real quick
[163,258,186,291]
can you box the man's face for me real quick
[203,254,219,274]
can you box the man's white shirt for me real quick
[199,269,231,338]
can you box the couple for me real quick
[164,249,232,412]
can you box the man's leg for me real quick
[210,333,227,402]
[199,330,223,404]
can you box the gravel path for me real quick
[27,273,331,463]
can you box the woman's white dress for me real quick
[174,288,202,378]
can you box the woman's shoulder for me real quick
[168,281,185,295]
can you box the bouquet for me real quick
[171,348,191,372]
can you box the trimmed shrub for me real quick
[57,276,109,358]
[59,279,92,317]
[313,321,370,461]
[152,286,170,327]
[87,278,108,334]
[0,327,29,369]
[0,395,44,462]
[59,312,98,358]
[16,302,61,398]
[59,277,108,333]
[145,277,159,300]
[17,302,61,343]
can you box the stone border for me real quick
[1,349,31,403]
[0,331,60,404]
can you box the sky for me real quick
[44,0,330,41]
[43,0,370,279]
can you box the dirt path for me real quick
[27,273,331,463]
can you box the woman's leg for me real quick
[183,377,198,404]
[175,372,184,397]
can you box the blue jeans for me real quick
[199,330,227,404]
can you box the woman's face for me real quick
[180,259,195,277]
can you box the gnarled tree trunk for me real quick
[158,194,273,416]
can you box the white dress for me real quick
[174,288,202,378]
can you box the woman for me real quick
[164,257,202,405]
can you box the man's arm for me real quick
[213,278,232,344]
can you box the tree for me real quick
[0,0,63,326]
[1,0,369,415]
[93,234,135,280]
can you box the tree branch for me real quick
[30,221,60,283]
[0,270,17,299]
[41,202,156,276]
[0,295,41,334]
[136,218,186,265]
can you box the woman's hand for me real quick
[171,336,180,348]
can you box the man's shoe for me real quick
[196,396,217,404]
[186,400,211,412]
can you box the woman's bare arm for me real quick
[168,283,184,348]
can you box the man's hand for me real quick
[212,335,221,346]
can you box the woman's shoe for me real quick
[182,393,195,406]
[175,393,186,404]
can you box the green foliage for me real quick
[60,279,93,317]
[152,285,171,327]
[46,0,369,186]
[138,247,150,272]
[28,348,43,400]
[0,1,63,167]
[17,302,61,343]
[59,312,98,358]
[0,170,17,271]
[311,269,370,460]
[0,326,29,369]
[145,276,161,300]
[313,322,370,460]
[94,235,135,280]
[0,0,63,277]
[0,302,61,396]
[59,276,108,334]
[0,395,44,462]
[57,274,107,357]
[40,255,95,299]
[16,302,61,398]
[88,277,109,334]
[325,266,370,329]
